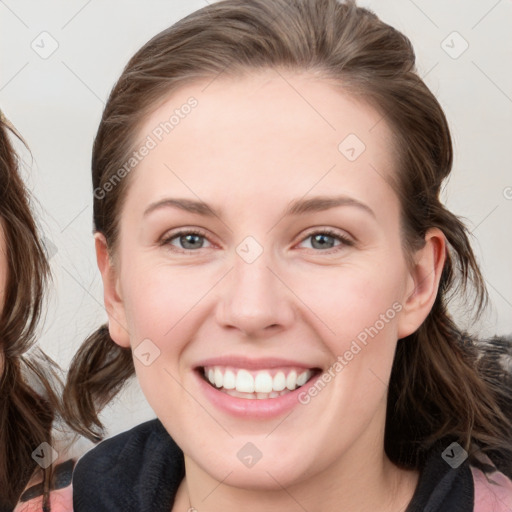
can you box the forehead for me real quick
[125,69,398,216]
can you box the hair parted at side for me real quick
[62,0,512,477]
[0,114,61,508]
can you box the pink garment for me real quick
[12,460,512,511]
[13,484,72,512]
[472,464,512,512]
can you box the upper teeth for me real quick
[204,366,313,394]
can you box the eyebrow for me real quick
[143,195,376,220]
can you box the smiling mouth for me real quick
[199,365,321,400]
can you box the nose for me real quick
[215,248,296,338]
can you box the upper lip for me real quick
[195,356,320,371]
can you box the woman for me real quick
[64,0,512,510]
[0,112,72,511]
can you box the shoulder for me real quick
[410,440,512,512]
[13,459,75,512]
[14,487,73,512]
[74,419,172,473]
[408,441,474,512]
[73,419,184,512]
[471,460,512,511]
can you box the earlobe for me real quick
[94,233,131,348]
[397,228,447,339]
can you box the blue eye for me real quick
[161,228,353,254]
[299,229,354,252]
[161,229,211,252]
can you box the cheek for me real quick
[297,262,405,347]
[121,248,406,360]
[122,260,212,341]
[291,261,405,416]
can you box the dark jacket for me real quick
[72,419,478,512]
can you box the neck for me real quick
[174,435,419,512]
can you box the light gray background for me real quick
[1,0,511,437]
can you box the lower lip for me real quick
[195,370,322,419]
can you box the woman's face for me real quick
[100,69,443,490]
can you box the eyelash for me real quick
[160,227,354,255]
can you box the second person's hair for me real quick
[0,113,60,507]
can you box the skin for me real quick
[14,486,73,512]
[97,69,446,512]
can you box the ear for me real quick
[397,227,447,339]
[94,232,131,348]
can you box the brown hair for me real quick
[63,0,512,477]
[0,114,60,507]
